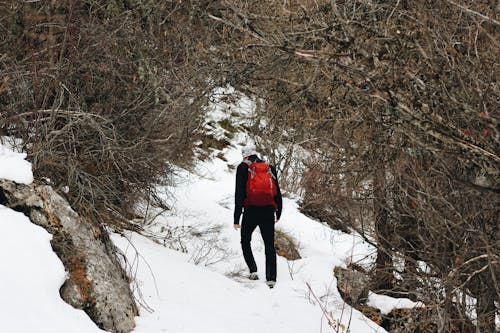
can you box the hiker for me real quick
[233,144,282,288]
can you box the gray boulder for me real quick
[334,265,370,305]
[0,180,138,333]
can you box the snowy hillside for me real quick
[111,152,383,333]
[0,91,421,333]
[109,89,417,333]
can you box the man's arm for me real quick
[234,163,248,225]
[270,165,283,221]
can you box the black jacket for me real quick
[234,155,283,224]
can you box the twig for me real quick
[306,282,336,331]
[447,254,490,278]
[120,233,158,313]
[445,0,500,26]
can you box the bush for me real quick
[0,1,217,228]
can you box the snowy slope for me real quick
[0,141,104,333]
[111,150,386,332]
[110,89,392,333]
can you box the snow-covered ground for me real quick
[0,92,422,333]
[111,146,385,333]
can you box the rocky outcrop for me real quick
[0,180,138,333]
[334,264,370,305]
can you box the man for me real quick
[234,144,283,288]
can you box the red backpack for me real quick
[244,161,278,208]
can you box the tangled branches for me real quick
[204,0,499,330]
[0,1,217,228]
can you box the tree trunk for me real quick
[372,143,393,292]
[472,269,498,332]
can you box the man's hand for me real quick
[233,224,241,230]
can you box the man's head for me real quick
[241,144,258,159]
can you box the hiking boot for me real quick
[248,272,259,280]
[266,281,276,289]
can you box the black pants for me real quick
[241,206,276,282]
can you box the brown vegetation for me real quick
[0,1,217,229]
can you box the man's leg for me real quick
[241,213,258,274]
[258,211,277,282]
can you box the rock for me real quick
[334,264,370,305]
[0,180,138,333]
[274,229,301,260]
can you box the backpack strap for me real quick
[242,159,255,178]
[268,164,276,180]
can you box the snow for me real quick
[0,206,105,333]
[113,152,385,333]
[0,141,33,184]
[367,292,424,315]
[112,230,383,333]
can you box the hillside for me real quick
[1,2,498,332]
